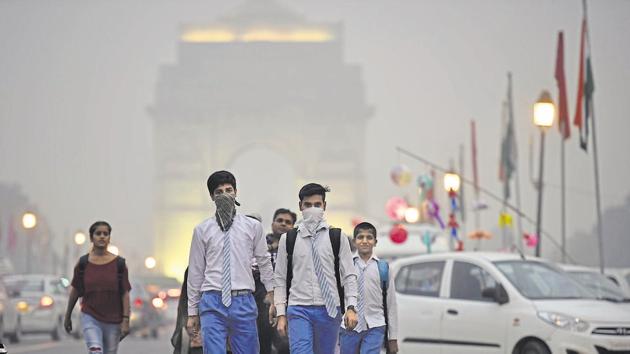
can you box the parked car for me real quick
[392,252,630,354]
[604,268,630,298]
[561,264,630,304]
[0,279,11,343]
[2,274,81,342]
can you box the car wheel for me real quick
[51,317,63,341]
[520,339,551,354]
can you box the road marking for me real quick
[7,341,61,353]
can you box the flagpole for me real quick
[471,120,482,250]
[561,138,567,263]
[582,0,605,273]
[508,72,525,251]
[459,144,466,248]
[591,99,604,273]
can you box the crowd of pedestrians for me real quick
[64,170,397,354]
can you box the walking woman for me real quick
[64,221,132,354]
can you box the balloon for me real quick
[427,200,445,229]
[390,165,412,186]
[389,224,408,244]
[385,197,408,221]
[524,233,538,248]
[417,174,434,201]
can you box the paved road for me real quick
[1,333,170,354]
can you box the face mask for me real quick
[302,207,324,234]
[215,193,236,232]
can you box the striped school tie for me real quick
[221,230,232,307]
[310,235,338,318]
[356,263,367,332]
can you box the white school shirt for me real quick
[187,214,273,316]
[340,255,398,340]
[273,221,358,316]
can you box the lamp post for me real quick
[22,212,37,273]
[533,90,555,257]
[444,171,462,251]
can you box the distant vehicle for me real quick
[2,274,81,343]
[560,264,630,304]
[128,281,162,339]
[392,252,630,354]
[374,223,449,262]
[604,268,630,298]
[134,276,181,326]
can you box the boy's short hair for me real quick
[298,183,329,202]
[353,222,377,239]
[207,170,236,195]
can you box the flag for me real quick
[499,74,517,200]
[573,18,595,151]
[555,31,570,140]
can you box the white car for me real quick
[392,252,630,354]
[605,268,630,298]
[561,264,630,304]
[2,274,80,342]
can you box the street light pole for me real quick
[22,212,37,273]
[533,90,555,257]
[535,130,546,257]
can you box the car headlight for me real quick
[537,311,589,332]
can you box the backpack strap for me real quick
[77,254,90,297]
[377,259,391,353]
[328,227,345,314]
[285,228,298,303]
[116,256,126,295]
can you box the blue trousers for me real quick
[339,326,386,354]
[287,305,342,354]
[199,291,259,354]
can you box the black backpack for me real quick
[76,254,126,297]
[285,227,347,314]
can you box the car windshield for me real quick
[4,277,45,295]
[567,271,625,302]
[494,261,595,300]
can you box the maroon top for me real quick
[71,257,131,324]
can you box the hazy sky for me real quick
[1,0,629,263]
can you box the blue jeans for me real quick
[339,326,386,354]
[81,312,121,354]
[287,305,342,354]
[199,291,259,354]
